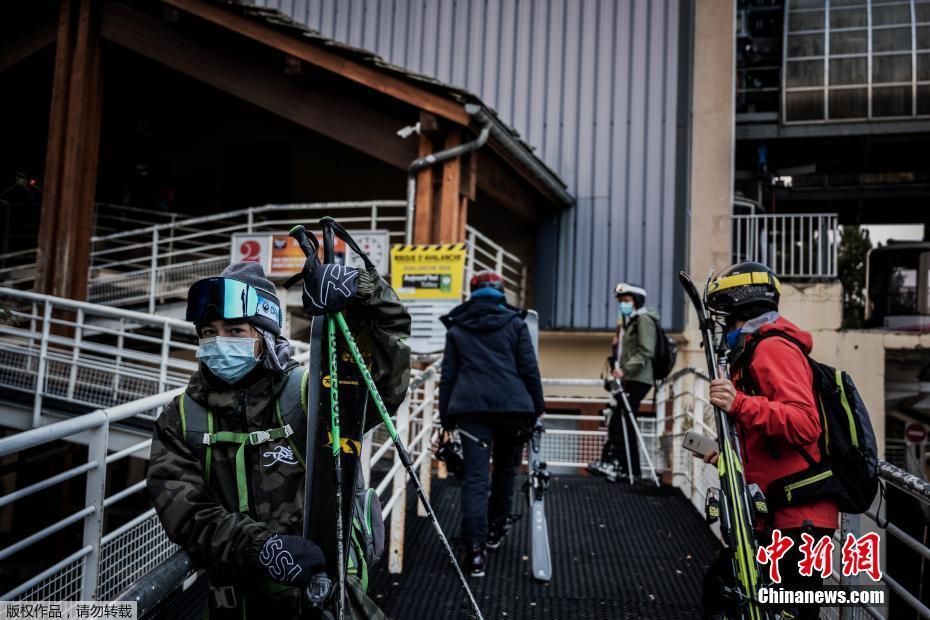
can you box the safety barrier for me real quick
[0,390,182,602]
[0,201,528,312]
[654,367,930,620]
[0,287,198,426]
[0,357,441,600]
[732,212,839,279]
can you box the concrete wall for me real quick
[779,282,843,331]
[539,330,613,400]
[679,0,736,370]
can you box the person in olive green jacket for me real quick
[147,261,410,619]
[588,282,660,481]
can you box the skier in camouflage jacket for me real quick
[147,261,410,618]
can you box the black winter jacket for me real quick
[438,297,545,425]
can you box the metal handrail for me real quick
[0,354,442,598]
[0,287,198,426]
[732,212,839,279]
[0,200,528,311]
[0,389,182,601]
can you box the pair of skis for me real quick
[293,219,484,620]
[525,421,552,582]
[678,271,772,620]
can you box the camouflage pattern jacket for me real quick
[146,269,410,617]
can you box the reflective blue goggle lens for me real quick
[186,278,265,324]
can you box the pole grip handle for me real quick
[320,216,336,264]
[288,224,317,259]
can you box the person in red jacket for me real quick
[700,262,838,620]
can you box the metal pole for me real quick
[112,319,125,402]
[388,397,410,573]
[418,377,435,518]
[32,300,53,428]
[464,230,476,295]
[158,323,170,394]
[67,309,84,400]
[81,422,108,600]
[148,228,159,314]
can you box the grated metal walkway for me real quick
[368,476,721,619]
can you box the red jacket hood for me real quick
[752,316,813,355]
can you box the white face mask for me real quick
[196,336,259,383]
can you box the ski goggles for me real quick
[186,277,283,328]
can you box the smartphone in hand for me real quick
[682,431,718,458]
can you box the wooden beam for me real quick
[36,0,103,301]
[100,3,416,170]
[412,134,437,244]
[483,138,566,212]
[436,130,463,243]
[0,21,56,73]
[460,151,477,202]
[476,149,539,222]
[162,0,470,126]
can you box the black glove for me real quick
[257,534,326,587]
[301,263,359,316]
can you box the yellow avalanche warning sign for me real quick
[390,243,467,300]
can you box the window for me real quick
[783,0,930,122]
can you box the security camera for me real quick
[396,123,421,139]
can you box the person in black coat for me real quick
[439,270,545,577]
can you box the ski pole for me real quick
[319,220,347,620]
[616,389,660,487]
[332,311,485,620]
[295,219,484,619]
[457,428,489,449]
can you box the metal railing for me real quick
[0,389,183,602]
[732,212,839,279]
[0,358,441,600]
[0,287,199,426]
[0,201,528,312]
[0,203,191,293]
[88,201,408,312]
[653,366,930,620]
[465,226,528,307]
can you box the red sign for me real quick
[905,422,927,444]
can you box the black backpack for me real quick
[650,318,678,382]
[734,331,878,514]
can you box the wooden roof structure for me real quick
[1,0,572,301]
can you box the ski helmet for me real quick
[470,270,505,293]
[614,282,647,308]
[706,261,781,319]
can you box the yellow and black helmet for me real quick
[706,262,781,317]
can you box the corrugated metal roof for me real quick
[245,0,692,330]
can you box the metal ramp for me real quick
[368,476,719,619]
